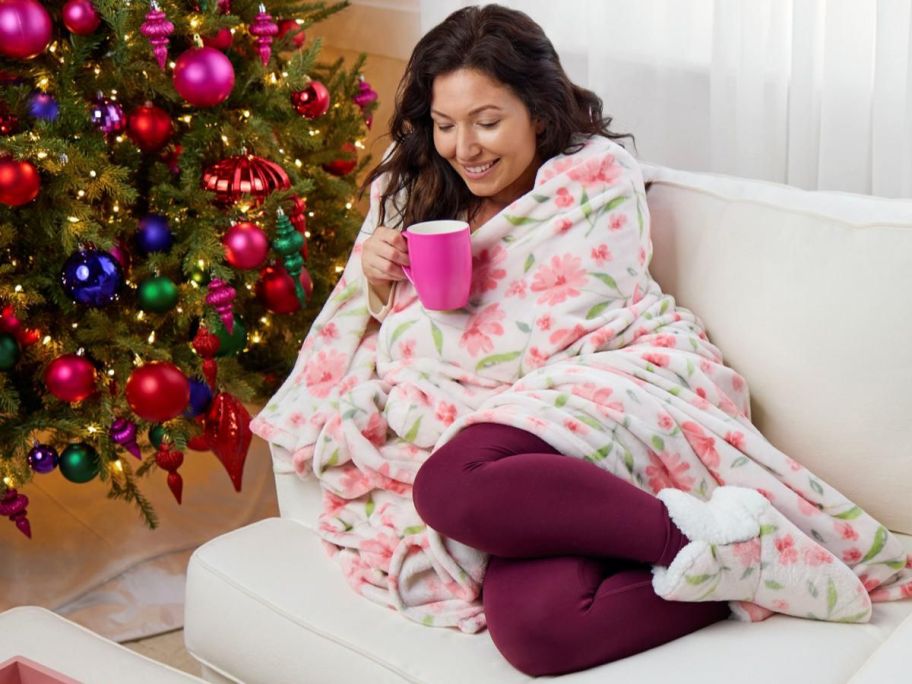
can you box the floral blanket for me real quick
[251,136,912,632]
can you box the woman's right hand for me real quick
[361,226,411,290]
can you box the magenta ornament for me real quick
[222,221,269,270]
[249,3,278,66]
[140,0,173,69]
[90,93,126,135]
[0,0,52,60]
[206,278,237,333]
[173,46,235,107]
[63,0,101,35]
[353,76,378,109]
[0,488,30,538]
[109,417,142,460]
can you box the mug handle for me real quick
[401,231,414,285]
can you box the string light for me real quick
[42,336,51,345]
[72,323,78,329]
[148,331,156,344]
[3,476,14,488]
[107,369,115,376]
[67,216,79,223]
[87,424,100,434]
[89,170,97,178]
[136,311,145,320]
[294,159,302,168]
[113,459,124,474]
[14,285,22,293]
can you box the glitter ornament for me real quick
[109,417,142,459]
[155,440,185,503]
[206,278,236,333]
[140,0,174,69]
[27,443,58,474]
[249,3,278,66]
[90,93,127,135]
[0,488,31,538]
[271,208,307,308]
[290,80,330,119]
[60,249,123,307]
[202,153,290,205]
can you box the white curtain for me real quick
[419,0,912,199]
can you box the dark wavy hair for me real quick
[363,4,635,229]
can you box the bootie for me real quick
[651,486,872,623]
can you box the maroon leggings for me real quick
[412,422,730,677]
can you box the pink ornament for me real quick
[0,0,52,60]
[140,0,174,70]
[63,0,101,35]
[173,46,235,107]
[249,3,278,66]
[223,221,269,270]
[44,354,97,403]
[109,417,142,459]
[352,76,378,109]
[206,278,236,333]
[0,488,31,538]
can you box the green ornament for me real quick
[273,208,307,308]
[190,267,210,287]
[137,276,179,313]
[0,333,21,370]
[149,424,166,449]
[59,442,100,483]
[214,318,247,357]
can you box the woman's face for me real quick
[431,68,541,207]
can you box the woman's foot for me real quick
[651,486,872,623]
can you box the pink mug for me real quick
[402,220,473,311]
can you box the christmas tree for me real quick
[0,0,379,534]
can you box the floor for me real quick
[124,629,202,677]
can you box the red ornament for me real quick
[249,4,278,66]
[256,263,313,314]
[0,0,52,60]
[173,46,235,107]
[62,0,101,35]
[44,354,97,403]
[191,326,220,389]
[161,144,182,175]
[322,142,358,177]
[291,81,330,119]
[0,104,18,136]
[222,221,269,270]
[155,441,185,503]
[0,157,40,206]
[0,488,31,538]
[205,392,252,491]
[277,19,305,48]
[287,194,308,260]
[202,28,233,51]
[127,102,173,153]
[202,153,290,205]
[125,362,190,422]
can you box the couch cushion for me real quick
[184,518,912,684]
[642,165,912,534]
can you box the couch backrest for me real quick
[642,164,912,535]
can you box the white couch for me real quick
[184,164,912,683]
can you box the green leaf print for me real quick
[659,299,669,315]
[685,574,714,585]
[860,526,888,563]
[577,414,605,431]
[403,417,422,444]
[532,193,550,203]
[759,523,778,537]
[636,196,644,237]
[764,579,784,590]
[331,282,360,306]
[516,321,532,333]
[731,456,749,468]
[836,610,874,624]
[404,524,426,535]
[686,359,695,377]
[555,394,569,408]
[592,272,622,293]
[430,321,443,355]
[605,195,629,212]
[391,320,416,344]
[651,435,665,451]
[834,506,863,520]
[422,615,434,626]
[505,215,541,226]
[586,302,610,320]
[590,444,612,462]
[524,253,535,273]
[885,559,907,570]
[806,580,819,598]
[580,188,592,221]
[475,351,522,371]
[365,497,375,517]
[827,578,838,616]
[809,478,825,496]
[325,449,339,468]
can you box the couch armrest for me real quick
[269,443,322,527]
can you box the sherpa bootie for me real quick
[651,486,872,623]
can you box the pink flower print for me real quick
[653,334,676,348]
[526,415,548,430]
[531,254,588,305]
[642,352,670,367]
[842,548,863,564]
[695,387,707,400]
[797,497,820,517]
[338,465,372,497]
[554,187,575,208]
[505,280,527,298]
[554,218,574,234]
[771,600,790,612]
[638,246,647,266]
[402,383,432,407]
[361,530,400,572]
[858,574,881,592]
[835,522,859,541]
[731,539,761,567]
[564,418,589,435]
[680,422,720,468]
[757,488,775,503]
[319,322,340,341]
[568,153,622,185]
[804,547,834,566]
[658,413,674,430]
[338,375,358,395]
[399,338,415,360]
[571,382,615,404]
[472,245,508,296]
[287,412,306,428]
[632,283,643,304]
[732,374,746,393]
[774,535,799,564]
[296,348,349,397]
[633,326,649,340]
[549,324,586,350]
[436,402,457,426]
[645,452,674,493]
[361,412,388,447]
[785,457,802,472]
[537,314,553,331]
[525,346,548,369]
[323,491,349,516]
[591,244,612,264]
[900,582,912,599]
[589,328,616,348]
[724,431,745,450]
[460,303,506,357]
[662,452,695,490]
[609,213,627,231]
[699,359,713,374]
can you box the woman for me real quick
[251,4,909,678]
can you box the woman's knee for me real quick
[413,440,473,532]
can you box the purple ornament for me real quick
[28,92,59,121]
[60,249,123,307]
[90,94,126,135]
[109,417,142,459]
[173,46,235,108]
[136,214,173,254]
[27,443,59,474]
